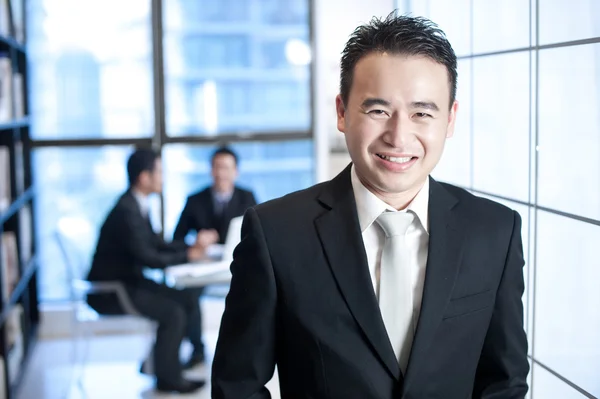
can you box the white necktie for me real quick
[376,211,415,373]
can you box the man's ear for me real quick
[336,94,346,133]
[446,100,459,138]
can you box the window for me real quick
[28,0,154,139]
[431,59,472,188]
[33,146,131,301]
[28,0,314,303]
[163,0,311,136]
[535,211,600,396]
[408,0,472,57]
[538,45,600,220]
[472,0,530,54]
[539,0,600,45]
[472,52,530,202]
[532,364,588,398]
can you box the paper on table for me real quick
[165,260,231,278]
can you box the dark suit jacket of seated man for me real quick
[171,146,256,369]
[211,14,529,399]
[86,148,206,394]
[173,146,257,245]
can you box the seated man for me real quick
[86,148,206,394]
[173,146,257,367]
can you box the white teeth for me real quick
[378,154,413,163]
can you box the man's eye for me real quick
[369,110,387,115]
[415,112,432,118]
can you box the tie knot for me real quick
[376,211,415,237]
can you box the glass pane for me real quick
[432,59,471,187]
[163,0,311,136]
[532,364,589,399]
[535,211,600,397]
[539,0,600,45]
[34,146,132,301]
[408,0,472,57]
[162,140,314,239]
[27,0,154,139]
[394,0,407,14]
[472,0,530,54]
[538,45,600,221]
[472,52,530,202]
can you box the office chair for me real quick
[54,217,155,395]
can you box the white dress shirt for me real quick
[132,189,150,218]
[350,165,430,331]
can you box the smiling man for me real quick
[212,13,529,399]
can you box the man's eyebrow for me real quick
[361,98,391,108]
[410,101,440,112]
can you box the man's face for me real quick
[138,158,163,194]
[336,52,458,201]
[211,154,238,193]
[146,158,163,194]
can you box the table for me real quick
[164,259,232,289]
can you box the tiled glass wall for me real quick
[401,1,600,397]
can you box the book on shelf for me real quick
[0,0,10,38]
[0,54,12,123]
[17,205,31,264]
[4,304,23,385]
[0,146,9,212]
[13,141,23,195]
[1,232,19,304]
[12,73,23,119]
[0,355,5,399]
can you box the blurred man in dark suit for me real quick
[86,148,206,394]
[172,146,257,368]
[174,146,257,246]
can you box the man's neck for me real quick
[132,186,150,198]
[355,172,426,211]
[213,186,234,196]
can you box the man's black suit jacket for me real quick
[173,186,257,244]
[87,190,189,284]
[212,165,529,399]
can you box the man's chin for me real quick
[372,175,420,195]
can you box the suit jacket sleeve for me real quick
[211,207,276,399]
[473,211,530,398]
[121,205,189,269]
[154,231,188,252]
[173,197,194,241]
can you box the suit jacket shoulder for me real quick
[234,186,255,197]
[113,190,141,216]
[438,182,518,230]
[187,187,212,203]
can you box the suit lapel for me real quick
[314,165,402,381]
[403,178,464,392]
[202,188,219,226]
[202,188,215,215]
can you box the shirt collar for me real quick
[131,189,150,216]
[212,188,234,203]
[350,164,430,234]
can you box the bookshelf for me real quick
[0,0,39,398]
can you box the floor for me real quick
[16,298,281,399]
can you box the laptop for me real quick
[220,216,243,264]
[202,216,244,261]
